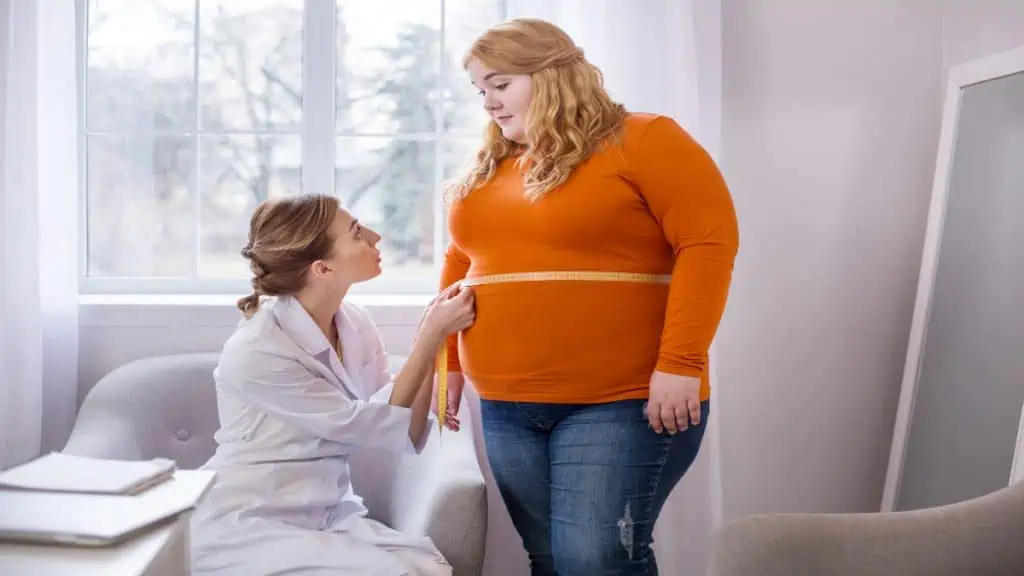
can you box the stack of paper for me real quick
[0,452,177,496]
[0,467,215,547]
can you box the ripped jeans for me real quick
[480,398,710,576]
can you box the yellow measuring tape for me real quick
[436,345,448,434]
[434,270,670,434]
[460,270,671,287]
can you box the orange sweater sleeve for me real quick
[630,116,739,379]
[439,240,470,372]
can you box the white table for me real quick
[0,470,214,576]
[0,513,191,575]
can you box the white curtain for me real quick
[1,0,80,469]
[475,2,725,575]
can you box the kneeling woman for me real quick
[190,193,475,576]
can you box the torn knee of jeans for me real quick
[617,501,635,559]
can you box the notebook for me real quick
[0,452,177,495]
[0,469,216,547]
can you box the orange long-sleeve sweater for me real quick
[440,113,739,404]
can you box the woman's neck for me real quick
[295,286,348,342]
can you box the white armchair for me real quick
[63,353,487,575]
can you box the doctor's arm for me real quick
[221,348,423,453]
[364,284,475,448]
[390,284,474,446]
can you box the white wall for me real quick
[716,0,1024,521]
[941,0,1024,81]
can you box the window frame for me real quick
[76,0,503,297]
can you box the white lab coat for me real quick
[190,295,450,576]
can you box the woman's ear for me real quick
[309,259,331,279]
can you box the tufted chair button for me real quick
[175,429,191,442]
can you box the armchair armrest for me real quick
[63,416,146,461]
[708,482,1024,576]
[386,426,487,576]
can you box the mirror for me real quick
[882,46,1024,512]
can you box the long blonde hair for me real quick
[448,18,628,203]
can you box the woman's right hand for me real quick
[419,283,476,343]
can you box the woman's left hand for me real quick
[646,371,702,435]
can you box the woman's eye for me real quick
[496,83,508,91]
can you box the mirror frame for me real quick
[881,44,1024,512]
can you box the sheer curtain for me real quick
[461,2,722,575]
[1,0,80,469]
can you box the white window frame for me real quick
[76,0,505,297]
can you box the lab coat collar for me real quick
[271,295,365,400]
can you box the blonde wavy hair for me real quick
[447,18,628,203]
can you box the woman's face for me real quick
[310,208,382,288]
[467,57,533,144]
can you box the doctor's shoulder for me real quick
[214,309,299,380]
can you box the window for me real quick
[79,0,504,295]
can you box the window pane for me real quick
[442,137,479,181]
[336,138,435,278]
[199,135,302,278]
[443,0,504,135]
[440,137,479,243]
[86,0,195,132]
[198,0,303,132]
[86,135,196,277]
[336,1,441,134]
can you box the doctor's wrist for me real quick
[414,324,445,351]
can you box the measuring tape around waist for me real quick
[435,270,671,434]
[460,270,672,288]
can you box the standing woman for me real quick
[438,18,739,575]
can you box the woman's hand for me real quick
[432,372,465,431]
[646,371,702,434]
[417,283,476,346]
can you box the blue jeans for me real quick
[480,398,710,576]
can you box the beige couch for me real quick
[63,353,488,575]
[708,480,1024,576]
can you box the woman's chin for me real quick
[368,262,383,280]
[350,264,383,286]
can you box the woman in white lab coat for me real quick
[189,193,475,576]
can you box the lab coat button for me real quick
[176,429,191,442]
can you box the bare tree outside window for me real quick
[82,0,502,291]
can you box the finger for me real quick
[673,406,689,432]
[437,284,460,302]
[436,285,456,301]
[688,399,701,426]
[445,408,460,430]
[661,405,678,434]
[647,401,664,433]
